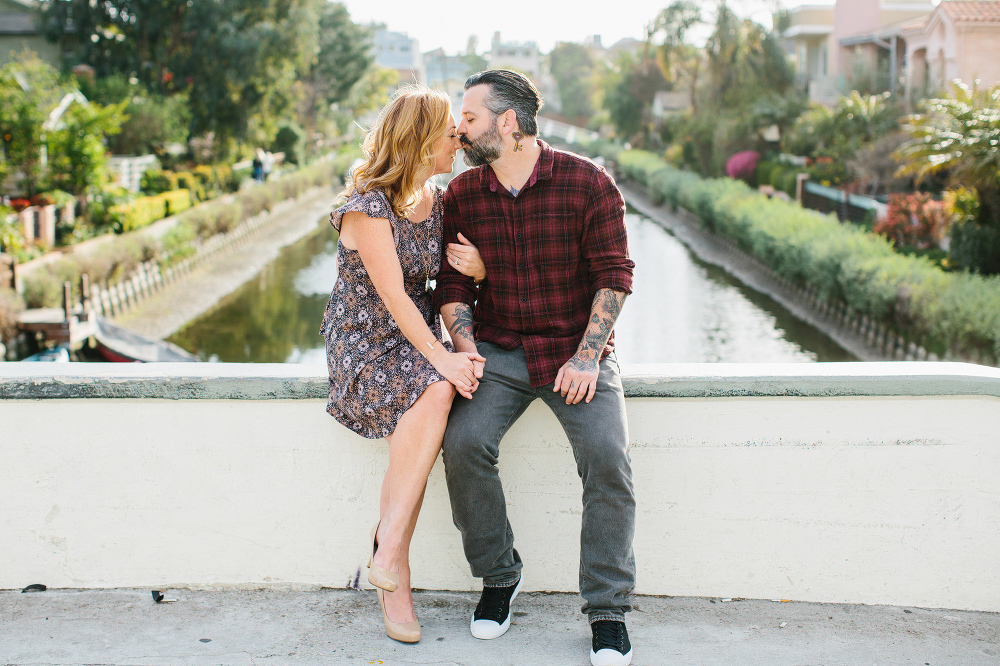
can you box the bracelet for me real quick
[418,339,438,358]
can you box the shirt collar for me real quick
[479,139,555,193]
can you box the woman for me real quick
[320,87,486,643]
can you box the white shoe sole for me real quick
[591,647,633,666]
[469,577,523,640]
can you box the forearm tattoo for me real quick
[448,303,476,345]
[570,289,627,372]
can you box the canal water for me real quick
[167,211,856,364]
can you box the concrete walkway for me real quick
[2,587,997,665]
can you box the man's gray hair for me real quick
[465,69,543,136]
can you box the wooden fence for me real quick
[80,195,302,319]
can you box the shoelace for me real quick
[474,585,511,623]
[592,622,626,651]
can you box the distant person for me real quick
[251,150,264,183]
[435,69,636,666]
[262,150,274,179]
[319,86,486,643]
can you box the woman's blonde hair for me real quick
[340,85,452,219]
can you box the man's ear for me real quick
[499,109,519,136]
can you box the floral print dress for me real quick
[320,187,450,439]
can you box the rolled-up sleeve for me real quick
[433,187,479,311]
[583,168,634,295]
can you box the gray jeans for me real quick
[442,342,636,622]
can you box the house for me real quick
[0,0,60,67]
[423,48,470,107]
[487,31,540,80]
[372,27,425,86]
[779,0,935,101]
[900,1,1000,98]
[777,4,836,99]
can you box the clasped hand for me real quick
[433,350,486,400]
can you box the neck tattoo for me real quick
[512,131,524,152]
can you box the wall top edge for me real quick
[1,362,998,401]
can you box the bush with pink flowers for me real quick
[725,150,761,182]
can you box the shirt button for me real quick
[521,298,527,303]
[519,264,525,270]
[478,220,485,225]
[516,233,522,239]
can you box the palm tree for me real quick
[894,81,1000,224]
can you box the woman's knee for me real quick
[415,380,455,417]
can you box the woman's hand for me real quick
[430,349,487,399]
[447,232,486,284]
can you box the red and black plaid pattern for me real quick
[435,141,634,387]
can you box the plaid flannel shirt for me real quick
[434,141,634,387]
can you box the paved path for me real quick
[116,187,337,341]
[2,587,998,665]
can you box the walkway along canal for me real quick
[165,202,856,364]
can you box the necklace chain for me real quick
[409,186,434,292]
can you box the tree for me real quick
[0,52,69,194]
[45,99,127,195]
[704,4,793,110]
[549,42,595,123]
[648,0,702,110]
[297,1,372,154]
[79,74,190,156]
[600,52,668,142]
[1,51,125,197]
[40,0,370,157]
[895,81,1000,273]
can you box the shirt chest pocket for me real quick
[526,211,583,267]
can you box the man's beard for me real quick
[461,120,504,167]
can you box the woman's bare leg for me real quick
[374,380,454,622]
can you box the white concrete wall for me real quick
[2,362,999,613]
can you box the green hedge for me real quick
[601,146,1000,361]
[109,195,167,233]
[162,189,193,216]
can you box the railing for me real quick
[2,362,998,613]
[802,181,888,224]
[537,116,600,145]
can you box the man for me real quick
[435,69,636,666]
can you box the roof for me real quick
[938,0,1000,22]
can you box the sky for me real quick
[339,0,826,55]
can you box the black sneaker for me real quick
[590,620,632,666]
[469,576,522,639]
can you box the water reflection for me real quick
[169,212,855,364]
[615,214,855,364]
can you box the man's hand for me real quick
[554,289,627,405]
[553,350,600,405]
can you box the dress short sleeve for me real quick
[330,189,393,232]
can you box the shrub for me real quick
[615,150,667,186]
[162,189,193,216]
[141,169,177,195]
[875,193,950,250]
[725,150,761,182]
[272,123,304,165]
[174,171,205,201]
[109,195,167,232]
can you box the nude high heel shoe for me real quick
[377,588,421,643]
[367,523,399,592]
